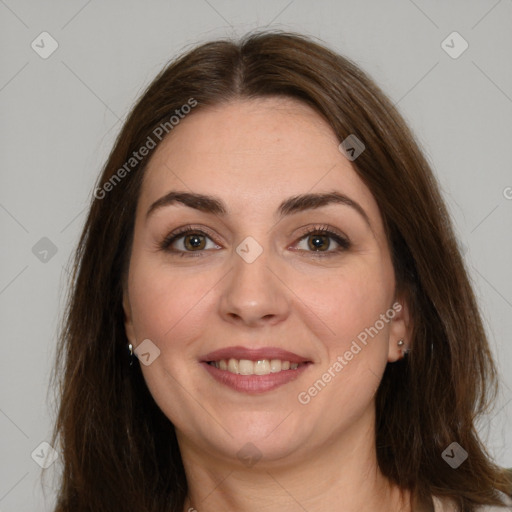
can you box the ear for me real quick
[387,298,412,363]
[122,288,137,346]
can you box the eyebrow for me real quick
[145,190,372,228]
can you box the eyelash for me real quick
[158,224,351,258]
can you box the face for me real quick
[123,98,409,467]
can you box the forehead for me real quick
[138,98,382,225]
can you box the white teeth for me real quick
[210,358,302,375]
[238,359,254,375]
[228,358,239,374]
[254,360,270,375]
[270,359,282,373]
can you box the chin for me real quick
[187,412,315,467]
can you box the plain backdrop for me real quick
[1,1,511,510]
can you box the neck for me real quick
[179,407,411,512]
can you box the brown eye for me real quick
[159,228,221,254]
[294,228,350,255]
[183,233,206,251]
[307,234,331,251]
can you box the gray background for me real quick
[1,1,511,510]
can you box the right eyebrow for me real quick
[146,191,226,220]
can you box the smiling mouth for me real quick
[207,358,307,375]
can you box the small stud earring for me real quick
[128,343,134,366]
[398,339,410,356]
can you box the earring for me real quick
[398,339,410,355]
[128,343,134,366]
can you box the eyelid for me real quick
[289,224,351,254]
[158,223,351,255]
[157,224,223,253]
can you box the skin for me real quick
[123,98,413,512]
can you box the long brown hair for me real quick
[49,31,512,511]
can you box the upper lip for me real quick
[201,346,311,364]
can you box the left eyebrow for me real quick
[145,190,372,229]
[276,191,371,228]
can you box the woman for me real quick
[50,31,512,511]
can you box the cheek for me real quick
[294,259,395,412]
[127,256,215,343]
[129,257,229,357]
[294,267,394,420]
[294,256,395,344]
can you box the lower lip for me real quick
[201,362,311,393]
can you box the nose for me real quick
[218,245,290,327]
